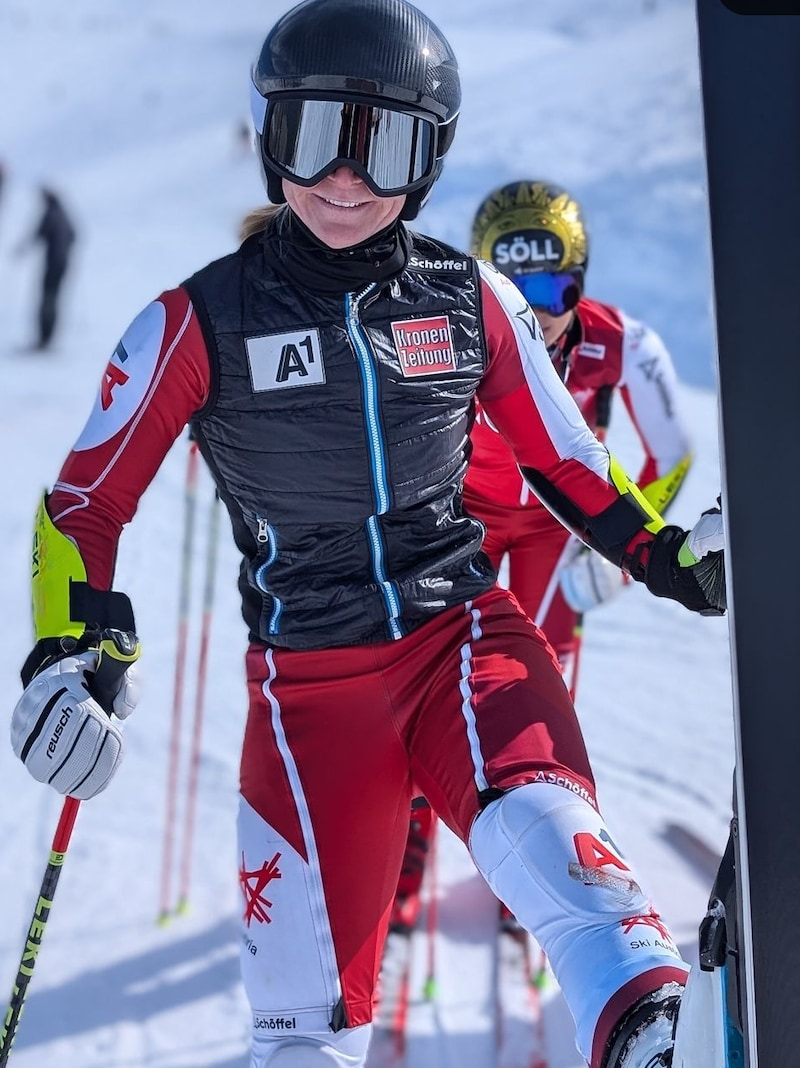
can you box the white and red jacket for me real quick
[466,296,692,515]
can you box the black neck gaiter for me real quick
[265,207,410,294]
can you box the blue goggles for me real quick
[512,269,584,315]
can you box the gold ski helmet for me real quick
[470,180,589,313]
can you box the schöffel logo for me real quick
[391,315,457,377]
[408,254,470,272]
[254,1016,297,1030]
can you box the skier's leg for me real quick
[38,262,62,348]
[505,519,583,698]
[407,587,687,1068]
[251,1029,371,1068]
[375,798,436,1041]
[239,642,413,1067]
[389,797,435,934]
[469,781,685,1066]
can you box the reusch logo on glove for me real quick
[391,315,457,377]
[47,706,73,758]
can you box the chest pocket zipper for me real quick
[253,517,282,634]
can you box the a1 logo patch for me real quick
[247,329,325,391]
[391,315,456,377]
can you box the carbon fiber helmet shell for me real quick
[251,0,461,220]
[470,180,589,277]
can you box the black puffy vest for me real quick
[185,216,495,650]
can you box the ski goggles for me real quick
[252,90,440,197]
[512,268,584,316]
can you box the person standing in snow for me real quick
[386,179,695,943]
[10,3,724,1068]
[16,185,76,351]
[467,179,694,697]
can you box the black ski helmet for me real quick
[250,0,461,220]
[470,180,590,277]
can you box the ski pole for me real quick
[0,796,80,1067]
[175,488,221,915]
[568,389,613,703]
[158,437,200,924]
[0,629,135,1064]
[524,938,551,1068]
[421,817,439,1001]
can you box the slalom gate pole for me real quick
[175,488,221,915]
[568,394,612,703]
[158,437,200,924]
[422,817,439,1001]
[0,797,80,1067]
[525,936,551,1068]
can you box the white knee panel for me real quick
[469,782,688,1062]
[251,1025,371,1068]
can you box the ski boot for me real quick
[602,982,682,1068]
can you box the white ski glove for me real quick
[643,498,726,616]
[11,630,140,800]
[682,507,725,562]
[559,548,630,614]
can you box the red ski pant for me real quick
[464,488,583,697]
[238,585,594,1030]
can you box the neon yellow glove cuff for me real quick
[31,494,89,641]
[607,455,665,535]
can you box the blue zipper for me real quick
[254,517,283,635]
[346,288,404,639]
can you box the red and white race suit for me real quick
[39,243,687,1068]
[464,296,692,696]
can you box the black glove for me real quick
[644,507,726,616]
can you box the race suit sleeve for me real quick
[46,286,211,591]
[475,262,663,575]
[616,311,693,514]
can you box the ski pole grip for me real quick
[92,629,140,715]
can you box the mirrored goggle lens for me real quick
[263,97,436,194]
[513,271,583,315]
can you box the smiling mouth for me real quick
[320,196,365,209]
